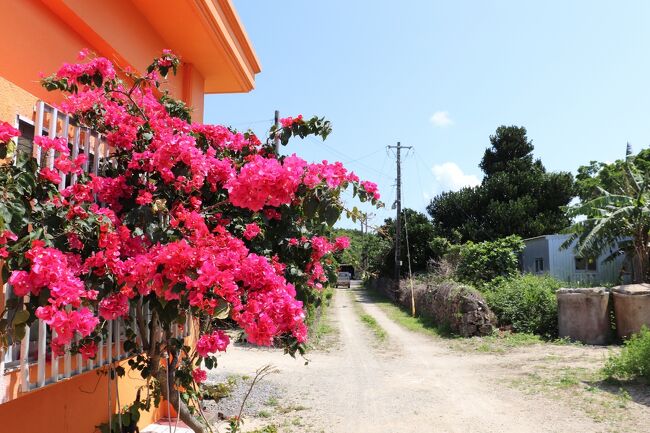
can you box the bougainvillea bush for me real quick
[0,51,380,432]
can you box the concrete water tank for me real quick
[556,287,612,345]
[611,284,650,339]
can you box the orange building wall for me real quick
[0,77,36,124]
[0,0,259,429]
[0,1,208,431]
[0,0,205,122]
[61,0,185,99]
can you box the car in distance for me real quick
[337,271,351,288]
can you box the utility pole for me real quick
[274,110,280,154]
[387,142,412,285]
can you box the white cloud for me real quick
[429,111,453,127]
[431,162,480,192]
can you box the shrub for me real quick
[483,274,561,337]
[604,326,650,381]
[453,235,524,287]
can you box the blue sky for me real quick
[204,1,650,230]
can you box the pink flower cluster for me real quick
[0,121,20,143]
[288,236,350,289]
[191,124,258,152]
[192,368,208,383]
[8,241,100,353]
[226,155,305,211]
[1,52,381,368]
[243,223,261,240]
[361,180,380,200]
[35,306,98,356]
[54,57,116,87]
[195,330,230,357]
[98,293,129,320]
[280,115,303,128]
[0,229,17,258]
[9,242,93,306]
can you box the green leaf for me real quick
[323,205,341,227]
[12,310,30,326]
[213,299,231,320]
[303,196,319,218]
[13,323,26,341]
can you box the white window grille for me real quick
[1,101,191,399]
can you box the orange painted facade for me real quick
[0,1,259,431]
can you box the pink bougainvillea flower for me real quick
[192,368,208,384]
[279,114,303,128]
[195,330,230,357]
[34,136,69,157]
[243,223,261,240]
[39,167,62,184]
[98,293,130,320]
[79,341,97,360]
[0,121,20,143]
[0,230,17,245]
[360,180,380,200]
[334,236,350,251]
[136,190,153,205]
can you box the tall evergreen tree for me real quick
[427,126,575,242]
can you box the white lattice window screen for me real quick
[0,102,193,398]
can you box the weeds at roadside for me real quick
[450,331,544,353]
[357,287,445,339]
[346,289,388,342]
[247,425,278,433]
[309,287,338,350]
[509,362,646,429]
[276,404,308,414]
[359,313,387,341]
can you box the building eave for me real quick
[131,0,261,94]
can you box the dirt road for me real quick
[210,288,643,433]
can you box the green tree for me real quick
[427,126,575,242]
[575,145,650,201]
[567,156,650,283]
[453,235,524,287]
[376,209,446,277]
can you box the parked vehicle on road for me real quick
[338,271,352,288]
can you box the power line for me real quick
[307,136,393,180]
[343,148,384,164]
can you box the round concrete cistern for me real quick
[556,287,612,345]
[611,283,650,339]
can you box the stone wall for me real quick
[369,278,496,337]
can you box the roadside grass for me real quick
[346,289,388,342]
[309,287,338,350]
[359,313,387,341]
[357,287,444,339]
[450,331,545,354]
[247,425,278,433]
[509,363,644,427]
[359,285,574,353]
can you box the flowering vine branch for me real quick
[0,50,381,433]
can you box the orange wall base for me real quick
[0,364,166,433]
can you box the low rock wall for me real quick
[368,277,496,337]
